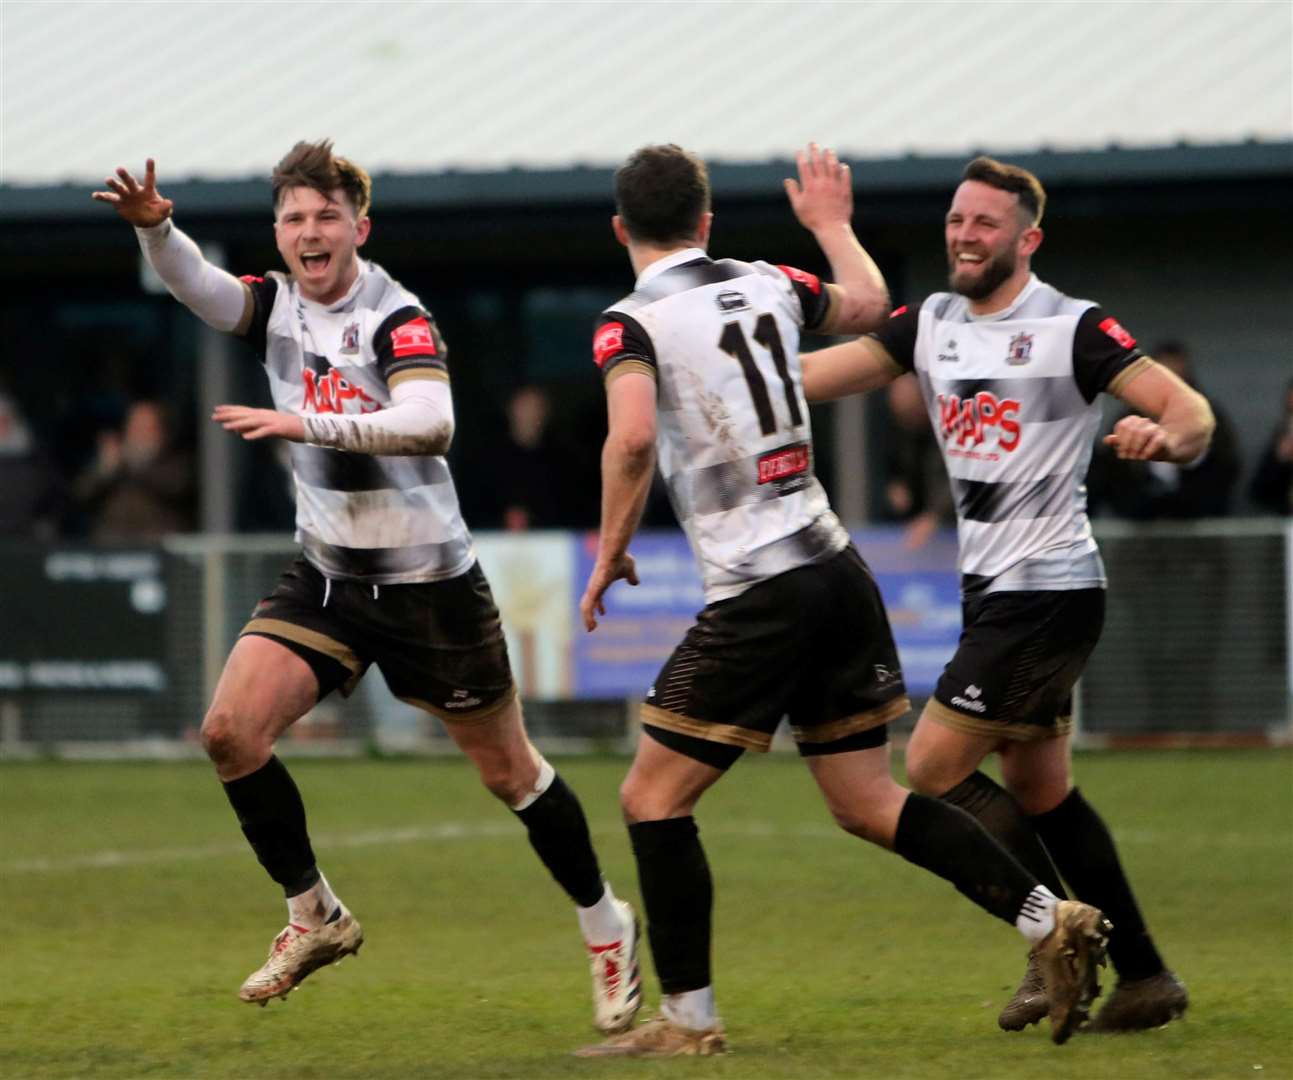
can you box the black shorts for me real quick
[241,557,515,722]
[929,588,1105,741]
[642,544,910,769]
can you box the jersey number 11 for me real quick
[718,315,804,437]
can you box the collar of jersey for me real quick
[296,259,369,314]
[635,247,709,289]
[965,273,1041,322]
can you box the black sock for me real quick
[628,817,713,994]
[1031,788,1165,980]
[894,793,1038,927]
[222,755,319,897]
[512,773,605,908]
[940,771,1068,899]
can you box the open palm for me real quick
[91,158,173,227]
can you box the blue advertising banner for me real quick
[570,527,962,698]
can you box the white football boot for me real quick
[238,909,364,1004]
[587,899,643,1033]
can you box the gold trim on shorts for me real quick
[925,698,1072,742]
[605,359,657,386]
[400,683,517,724]
[1106,356,1154,396]
[388,367,449,388]
[240,617,365,694]
[791,696,910,744]
[641,703,774,753]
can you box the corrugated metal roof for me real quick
[2,0,1290,186]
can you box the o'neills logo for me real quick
[758,443,810,485]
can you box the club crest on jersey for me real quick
[340,321,361,355]
[302,368,381,415]
[1005,332,1034,365]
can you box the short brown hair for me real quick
[271,140,372,218]
[614,144,711,245]
[962,156,1045,227]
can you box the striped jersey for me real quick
[870,274,1149,596]
[238,261,474,584]
[594,247,849,604]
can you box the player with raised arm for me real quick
[92,143,641,1033]
[574,144,1111,1058]
[800,156,1201,1033]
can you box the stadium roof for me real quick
[3,0,1290,192]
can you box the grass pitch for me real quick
[1,750,1290,1079]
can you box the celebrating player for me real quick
[575,143,1111,1058]
[800,156,1200,1032]
[91,142,641,1033]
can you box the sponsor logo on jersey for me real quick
[238,274,265,284]
[340,321,361,354]
[390,317,438,358]
[757,442,811,486]
[302,368,381,414]
[951,683,987,713]
[890,305,908,319]
[443,688,484,710]
[873,663,901,686]
[936,391,1021,452]
[716,290,750,313]
[1099,317,1136,350]
[775,265,822,295]
[938,339,959,363]
[1005,332,1033,365]
[592,322,625,369]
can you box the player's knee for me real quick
[200,706,257,771]
[475,760,533,807]
[903,749,955,797]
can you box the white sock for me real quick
[510,756,556,811]
[661,986,718,1031]
[287,872,342,930]
[1015,884,1059,944]
[577,883,624,946]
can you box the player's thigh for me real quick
[903,704,1001,795]
[621,726,727,823]
[925,589,1104,745]
[805,743,909,847]
[999,733,1073,814]
[202,635,320,776]
[788,545,910,756]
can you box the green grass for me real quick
[2,751,1290,1079]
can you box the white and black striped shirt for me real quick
[239,261,474,584]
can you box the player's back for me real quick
[594,248,848,604]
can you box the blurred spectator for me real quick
[0,390,66,540]
[478,385,568,531]
[883,373,955,549]
[72,399,195,541]
[1249,377,1293,515]
[1089,341,1240,519]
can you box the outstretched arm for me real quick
[801,336,905,403]
[1106,361,1214,464]
[785,144,889,335]
[93,159,251,334]
[580,371,656,632]
[213,376,455,456]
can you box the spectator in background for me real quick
[1249,377,1293,515]
[73,399,194,541]
[883,373,955,549]
[0,389,66,540]
[480,385,567,531]
[1089,341,1239,519]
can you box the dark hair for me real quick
[962,156,1045,227]
[271,140,372,218]
[614,144,711,245]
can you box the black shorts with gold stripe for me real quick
[241,556,515,723]
[928,588,1105,741]
[642,544,910,770]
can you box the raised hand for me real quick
[91,158,174,227]
[784,143,853,233]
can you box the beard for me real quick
[949,248,1016,300]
